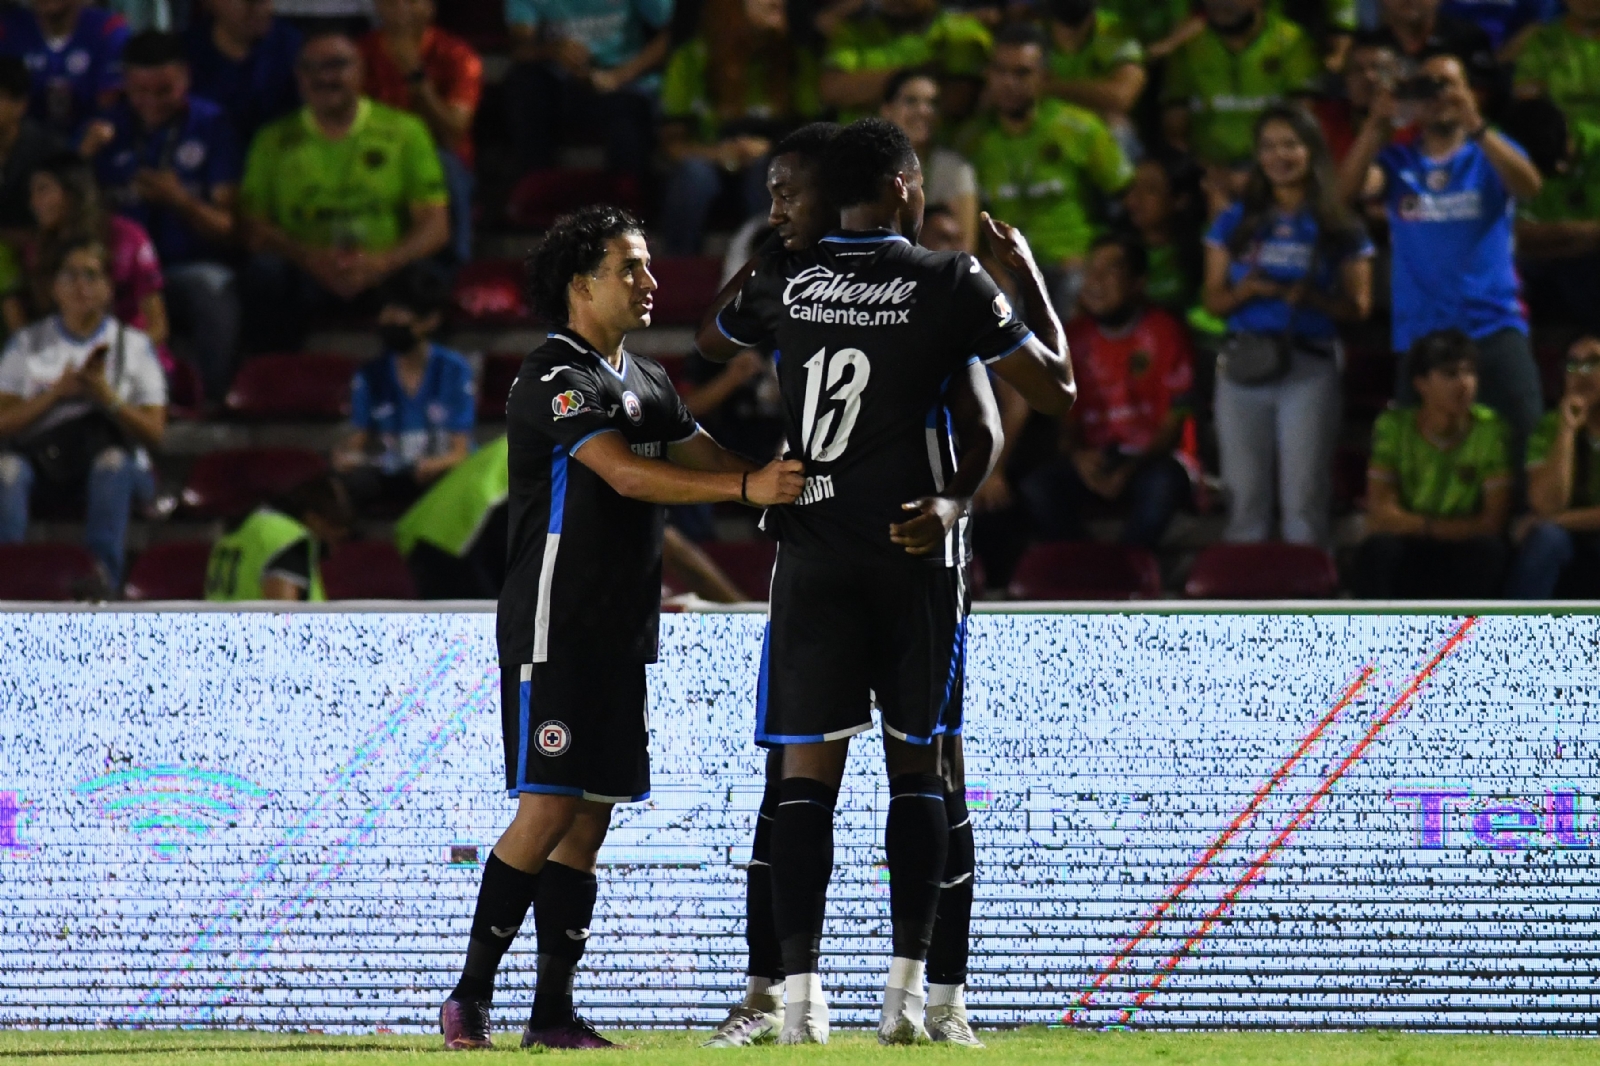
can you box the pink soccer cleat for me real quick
[520,1016,621,1049]
[440,997,494,1050]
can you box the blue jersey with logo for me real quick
[1379,138,1528,354]
[94,96,242,267]
[184,18,301,147]
[1206,203,1374,340]
[349,345,477,474]
[0,6,129,136]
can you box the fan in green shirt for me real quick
[1099,0,1193,46]
[1527,339,1600,512]
[1043,0,1147,126]
[660,30,822,146]
[821,0,993,122]
[962,27,1133,268]
[1514,6,1600,130]
[1507,101,1600,265]
[238,33,449,303]
[1369,403,1510,517]
[204,475,353,602]
[1161,0,1321,166]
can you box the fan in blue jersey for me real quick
[0,0,129,137]
[438,206,803,1052]
[697,119,1075,1046]
[1338,49,1546,460]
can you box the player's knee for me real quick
[781,739,848,785]
[509,791,581,844]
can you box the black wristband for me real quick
[741,471,750,503]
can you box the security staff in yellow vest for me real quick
[205,474,354,601]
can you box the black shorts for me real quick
[756,550,969,747]
[501,650,651,803]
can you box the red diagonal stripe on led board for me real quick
[1117,615,1480,1022]
[1071,664,1376,1016]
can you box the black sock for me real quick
[928,786,974,986]
[451,851,540,1002]
[529,860,598,1028]
[746,748,785,981]
[771,776,837,979]
[886,773,949,961]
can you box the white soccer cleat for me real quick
[926,1002,985,1047]
[877,984,929,1045]
[702,1004,784,1047]
[777,973,828,1044]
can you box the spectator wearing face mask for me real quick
[331,263,472,513]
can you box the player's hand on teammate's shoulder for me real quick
[980,212,1039,277]
[889,496,966,555]
[745,458,806,507]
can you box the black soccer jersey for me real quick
[714,228,1033,566]
[498,328,699,665]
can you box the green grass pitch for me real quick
[2,1029,1594,1065]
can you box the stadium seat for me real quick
[1006,542,1162,601]
[225,354,353,420]
[699,539,778,601]
[124,542,212,601]
[477,352,523,420]
[322,541,418,600]
[0,543,100,601]
[650,257,723,326]
[452,259,530,324]
[165,358,206,419]
[180,448,328,519]
[1183,543,1339,600]
[506,168,644,230]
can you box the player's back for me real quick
[717,229,1030,565]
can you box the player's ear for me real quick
[568,273,590,310]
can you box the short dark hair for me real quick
[821,118,919,209]
[993,22,1047,50]
[42,235,109,282]
[0,56,29,100]
[283,473,354,531]
[1090,231,1148,279]
[123,30,188,68]
[772,121,841,164]
[882,67,937,107]
[525,205,644,324]
[1409,329,1478,379]
[380,262,452,319]
[1501,97,1569,177]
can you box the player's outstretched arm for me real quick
[667,427,761,474]
[574,429,804,506]
[980,213,1077,417]
[889,361,1002,556]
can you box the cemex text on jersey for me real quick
[781,265,917,325]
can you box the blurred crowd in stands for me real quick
[1,0,1599,602]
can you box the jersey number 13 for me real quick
[799,347,872,461]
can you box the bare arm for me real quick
[667,426,762,474]
[661,524,747,603]
[1366,470,1511,539]
[139,293,169,348]
[980,213,1075,415]
[1337,106,1392,205]
[259,573,307,600]
[331,429,369,472]
[695,250,770,363]
[889,359,1002,555]
[575,428,801,504]
[1479,127,1542,200]
[1046,63,1147,116]
[0,385,71,438]
[1363,473,1427,536]
[410,81,474,149]
[1529,400,1583,516]
[1201,242,1283,317]
[381,201,451,273]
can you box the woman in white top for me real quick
[0,237,167,589]
[880,69,980,253]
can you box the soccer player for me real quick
[699,118,1070,1045]
[439,206,804,1051]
